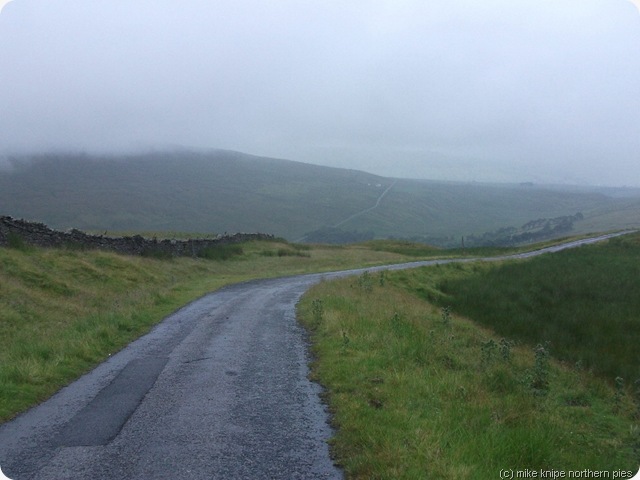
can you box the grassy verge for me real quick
[298,238,640,478]
[0,239,417,423]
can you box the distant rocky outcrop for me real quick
[0,216,273,257]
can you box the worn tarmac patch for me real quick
[55,357,168,447]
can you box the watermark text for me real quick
[499,469,636,479]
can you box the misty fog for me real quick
[1,1,639,186]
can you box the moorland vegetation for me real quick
[2,150,640,245]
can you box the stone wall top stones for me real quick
[0,216,274,257]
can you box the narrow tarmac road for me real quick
[0,232,631,479]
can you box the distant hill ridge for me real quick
[1,149,639,245]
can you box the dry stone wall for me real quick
[0,216,274,257]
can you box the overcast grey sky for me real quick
[1,1,639,185]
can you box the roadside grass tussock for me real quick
[298,236,640,478]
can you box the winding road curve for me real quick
[0,232,632,479]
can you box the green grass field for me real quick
[298,233,640,478]
[433,233,640,382]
